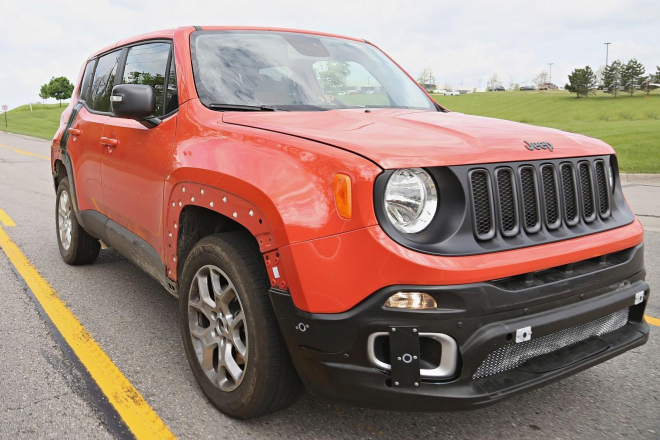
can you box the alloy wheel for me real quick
[58,190,73,251]
[188,265,248,392]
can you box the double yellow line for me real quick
[0,210,175,439]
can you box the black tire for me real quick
[179,232,302,419]
[55,177,100,265]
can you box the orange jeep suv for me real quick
[51,26,650,419]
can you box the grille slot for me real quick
[495,168,519,236]
[560,163,580,226]
[519,166,541,233]
[540,165,561,229]
[469,170,495,240]
[594,160,611,218]
[578,162,596,222]
[473,308,629,379]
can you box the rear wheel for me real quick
[56,177,100,265]
[179,232,302,418]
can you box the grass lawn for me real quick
[3,91,659,173]
[1,103,66,140]
[432,90,660,174]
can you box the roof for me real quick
[87,26,364,59]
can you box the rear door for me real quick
[99,41,178,253]
[66,51,122,212]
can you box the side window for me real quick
[164,55,178,114]
[79,60,96,101]
[89,51,121,112]
[122,42,170,116]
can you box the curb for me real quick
[620,173,660,184]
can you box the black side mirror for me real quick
[111,84,160,127]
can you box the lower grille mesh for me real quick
[473,308,629,379]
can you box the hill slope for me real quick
[2,92,659,172]
[1,104,65,140]
[432,90,660,173]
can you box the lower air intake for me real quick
[473,308,629,379]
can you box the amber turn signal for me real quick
[384,292,437,310]
[333,173,352,219]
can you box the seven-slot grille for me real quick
[470,159,611,240]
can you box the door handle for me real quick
[67,127,81,136]
[100,137,118,148]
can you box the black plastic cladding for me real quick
[373,155,635,257]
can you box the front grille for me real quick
[560,163,579,226]
[495,168,518,235]
[540,165,560,228]
[473,308,629,379]
[594,160,611,218]
[578,162,596,222]
[519,167,540,232]
[469,157,613,241]
[470,170,494,239]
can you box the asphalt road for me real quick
[0,130,658,439]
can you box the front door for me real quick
[100,41,179,255]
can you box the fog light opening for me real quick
[384,292,437,310]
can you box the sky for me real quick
[1,0,659,110]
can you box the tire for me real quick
[179,232,302,419]
[56,177,101,265]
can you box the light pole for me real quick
[548,63,554,85]
[605,42,611,66]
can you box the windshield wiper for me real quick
[208,103,284,112]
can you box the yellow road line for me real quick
[0,208,16,227]
[646,315,660,327]
[0,142,49,160]
[0,226,175,439]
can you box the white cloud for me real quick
[1,0,658,109]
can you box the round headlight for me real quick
[384,168,438,234]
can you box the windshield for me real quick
[190,31,436,111]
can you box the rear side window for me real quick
[89,51,121,112]
[122,42,171,116]
[79,60,96,101]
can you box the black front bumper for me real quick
[270,244,650,411]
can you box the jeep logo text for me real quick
[525,141,554,152]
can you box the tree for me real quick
[416,67,436,91]
[39,83,50,105]
[532,71,549,87]
[486,74,501,90]
[565,66,597,98]
[602,60,622,97]
[47,76,74,106]
[314,61,350,96]
[621,59,645,97]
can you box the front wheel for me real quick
[179,232,302,419]
[55,177,100,265]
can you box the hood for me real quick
[222,109,614,169]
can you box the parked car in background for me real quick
[52,26,650,420]
[520,85,536,91]
[444,90,460,96]
[490,86,506,91]
[539,83,558,90]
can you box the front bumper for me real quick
[271,244,650,411]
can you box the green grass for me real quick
[1,103,65,140]
[431,90,660,173]
[4,91,660,173]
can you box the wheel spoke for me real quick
[223,342,243,382]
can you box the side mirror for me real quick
[111,84,160,127]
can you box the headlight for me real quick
[608,163,615,191]
[384,168,438,233]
